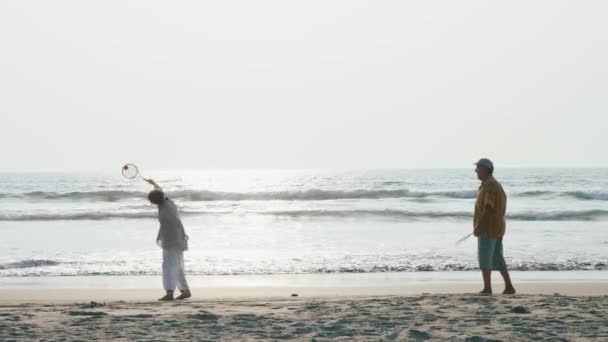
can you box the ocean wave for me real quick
[517,191,554,197]
[263,210,473,220]
[0,190,143,202]
[1,209,606,221]
[508,210,608,221]
[313,261,608,272]
[518,190,608,201]
[0,212,157,221]
[265,209,608,221]
[566,191,608,201]
[3,189,607,202]
[2,209,459,221]
[0,259,61,270]
[1,260,606,277]
[0,189,479,202]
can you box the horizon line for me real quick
[0,165,607,173]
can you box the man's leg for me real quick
[481,270,492,294]
[494,239,516,294]
[159,249,177,301]
[175,251,191,300]
[500,269,516,294]
[478,237,494,294]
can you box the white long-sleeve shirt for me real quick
[156,199,188,251]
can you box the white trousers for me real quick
[162,249,189,292]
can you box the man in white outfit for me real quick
[145,179,191,301]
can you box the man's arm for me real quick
[144,178,162,191]
[474,186,497,236]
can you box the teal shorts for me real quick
[478,237,507,270]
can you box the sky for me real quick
[1,1,606,171]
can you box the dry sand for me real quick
[1,282,607,341]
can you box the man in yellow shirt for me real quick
[474,158,516,295]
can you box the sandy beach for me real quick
[1,281,607,341]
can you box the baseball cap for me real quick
[474,158,494,171]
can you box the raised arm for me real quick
[144,178,162,191]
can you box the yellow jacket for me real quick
[474,176,507,238]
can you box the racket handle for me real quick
[455,233,473,245]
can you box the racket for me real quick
[455,233,473,246]
[121,163,145,180]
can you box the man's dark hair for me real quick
[148,190,165,205]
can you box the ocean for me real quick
[0,168,607,279]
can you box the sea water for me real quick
[0,169,606,279]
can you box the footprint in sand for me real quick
[78,301,106,309]
[187,311,219,322]
[67,311,108,317]
[510,306,530,314]
[122,314,155,319]
[408,329,431,340]
[465,336,500,342]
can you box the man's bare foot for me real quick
[176,290,191,300]
[502,287,516,295]
[479,289,492,295]
[158,292,174,301]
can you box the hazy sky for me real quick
[1,1,606,171]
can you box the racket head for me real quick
[121,163,140,179]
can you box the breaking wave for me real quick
[1,260,606,277]
[0,189,478,202]
[518,190,608,201]
[2,189,606,202]
[0,259,61,270]
[1,209,606,222]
